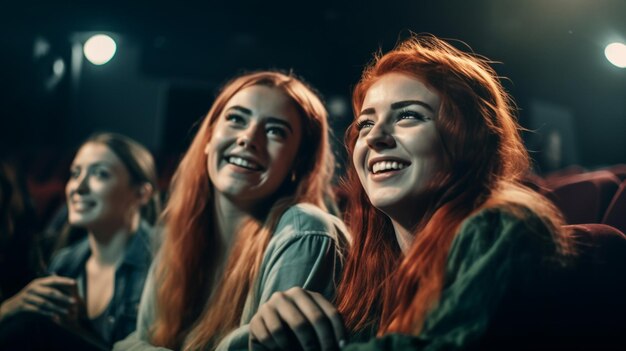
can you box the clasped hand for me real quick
[249,287,347,351]
[0,275,83,326]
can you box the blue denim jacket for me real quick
[48,221,155,347]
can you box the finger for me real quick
[39,275,77,287]
[289,289,340,351]
[263,294,305,350]
[23,292,69,316]
[273,293,320,351]
[249,314,278,350]
[249,337,271,351]
[308,292,347,346]
[31,285,75,307]
[21,303,58,319]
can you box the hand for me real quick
[51,279,86,329]
[0,276,78,323]
[249,287,346,351]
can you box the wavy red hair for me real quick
[150,71,335,349]
[336,35,573,335]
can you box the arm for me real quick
[343,208,554,351]
[112,261,172,351]
[218,206,347,351]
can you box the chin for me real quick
[369,197,399,211]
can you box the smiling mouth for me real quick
[71,199,96,211]
[226,156,263,171]
[371,160,410,174]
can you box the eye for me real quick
[226,113,246,126]
[266,126,288,139]
[69,167,81,179]
[355,119,375,131]
[397,109,430,122]
[91,167,111,179]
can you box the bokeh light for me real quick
[83,34,117,65]
[604,42,626,68]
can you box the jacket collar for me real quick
[62,221,154,276]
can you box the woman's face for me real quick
[353,73,445,216]
[205,85,303,209]
[66,142,140,232]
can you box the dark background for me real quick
[1,0,625,174]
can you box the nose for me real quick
[70,172,90,195]
[236,122,264,150]
[365,121,396,150]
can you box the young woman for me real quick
[114,71,347,351]
[248,35,575,350]
[0,132,160,349]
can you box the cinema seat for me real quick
[545,171,620,224]
[602,181,626,234]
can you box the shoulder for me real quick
[443,205,559,295]
[457,204,550,242]
[260,203,349,264]
[127,221,158,261]
[450,205,557,262]
[272,203,348,243]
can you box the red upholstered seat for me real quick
[604,164,626,182]
[602,180,626,234]
[545,170,620,224]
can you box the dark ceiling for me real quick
[1,0,625,168]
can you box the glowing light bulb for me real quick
[605,42,626,68]
[83,34,117,65]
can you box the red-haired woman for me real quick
[114,71,347,351]
[248,35,574,350]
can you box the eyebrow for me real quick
[226,105,252,115]
[70,162,113,169]
[391,100,435,112]
[359,99,435,116]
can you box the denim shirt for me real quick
[113,203,349,351]
[48,221,156,347]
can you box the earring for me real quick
[291,171,297,182]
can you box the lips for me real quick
[225,155,263,171]
[70,198,96,212]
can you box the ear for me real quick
[204,142,210,155]
[136,183,154,205]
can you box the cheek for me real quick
[205,140,221,170]
[99,183,133,207]
[270,145,296,176]
[352,141,366,173]
[65,182,72,198]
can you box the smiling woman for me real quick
[113,71,348,351]
[248,35,579,351]
[205,85,303,209]
[0,132,160,350]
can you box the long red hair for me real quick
[151,71,335,349]
[336,35,573,335]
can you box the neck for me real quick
[386,199,431,255]
[390,219,415,254]
[213,193,264,249]
[88,214,139,265]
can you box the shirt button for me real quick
[108,316,115,324]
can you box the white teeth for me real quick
[228,156,260,170]
[371,160,408,174]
